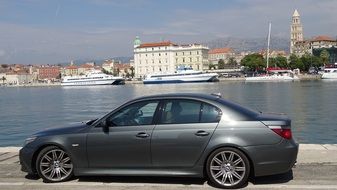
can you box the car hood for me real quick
[34,122,89,137]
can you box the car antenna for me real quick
[211,93,221,98]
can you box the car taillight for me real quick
[269,126,292,139]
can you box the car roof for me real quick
[132,93,220,102]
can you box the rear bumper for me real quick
[19,146,36,174]
[244,139,298,177]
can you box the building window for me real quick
[152,60,154,63]
[197,51,199,55]
[176,58,178,63]
[146,54,147,57]
[152,48,154,50]
[183,58,185,63]
[176,53,178,56]
[165,53,167,56]
[190,51,192,55]
[159,60,161,64]
[183,52,185,56]
[159,53,161,56]
[190,57,192,62]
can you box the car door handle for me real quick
[195,130,210,136]
[136,132,150,138]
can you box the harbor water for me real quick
[1,81,337,146]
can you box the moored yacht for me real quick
[61,70,124,86]
[322,68,337,79]
[245,68,299,82]
[143,66,218,84]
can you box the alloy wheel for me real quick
[207,148,250,188]
[38,147,73,182]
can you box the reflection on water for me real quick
[1,81,337,146]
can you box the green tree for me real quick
[300,53,312,71]
[320,49,330,65]
[241,53,265,71]
[227,57,237,66]
[311,55,323,68]
[209,63,216,70]
[102,68,112,75]
[289,54,303,70]
[130,66,135,78]
[218,59,225,69]
[1,76,6,84]
[269,56,288,68]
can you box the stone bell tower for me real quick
[290,9,304,54]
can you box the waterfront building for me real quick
[37,66,61,81]
[102,59,121,73]
[77,63,95,75]
[5,72,34,85]
[260,50,287,58]
[293,36,337,58]
[290,9,304,54]
[208,48,235,66]
[63,65,78,76]
[133,37,209,78]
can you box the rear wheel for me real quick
[206,147,250,189]
[36,146,73,183]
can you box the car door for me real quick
[86,100,159,168]
[151,99,221,167]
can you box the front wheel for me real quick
[206,147,250,189]
[36,146,74,183]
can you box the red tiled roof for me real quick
[65,66,78,69]
[312,35,335,41]
[138,41,176,48]
[79,64,94,68]
[209,48,233,54]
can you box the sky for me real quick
[0,0,336,64]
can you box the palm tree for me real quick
[1,76,6,85]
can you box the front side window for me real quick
[107,101,159,126]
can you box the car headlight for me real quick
[24,136,37,145]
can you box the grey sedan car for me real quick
[20,93,298,189]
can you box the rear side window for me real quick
[159,99,221,124]
[201,103,222,123]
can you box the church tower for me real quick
[290,9,303,54]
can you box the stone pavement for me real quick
[0,144,337,189]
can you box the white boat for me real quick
[61,70,124,86]
[245,23,299,82]
[322,68,337,79]
[143,66,218,84]
[245,69,299,82]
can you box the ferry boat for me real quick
[245,68,299,82]
[143,66,218,84]
[61,70,125,86]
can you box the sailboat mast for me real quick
[266,22,271,69]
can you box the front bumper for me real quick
[244,139,299,177]
[19,146,36,174]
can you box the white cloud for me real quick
[1,0,337,64]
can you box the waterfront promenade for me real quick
[1,144,337,189]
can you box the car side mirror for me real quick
[100,120,109,133]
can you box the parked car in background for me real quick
[20,93,298,189]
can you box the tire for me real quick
[36,146,74,183]
[206,147,250,189]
